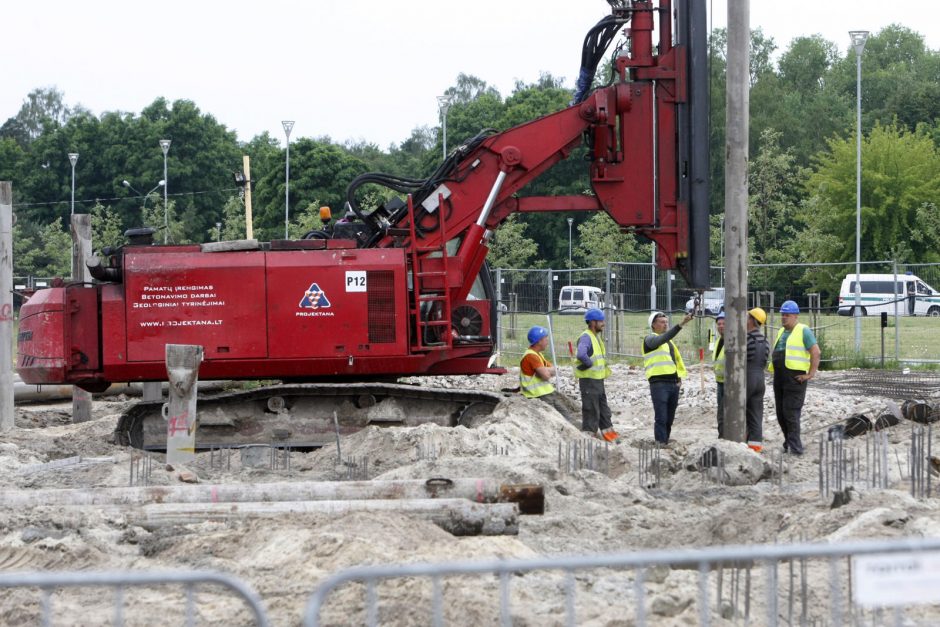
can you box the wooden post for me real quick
[723,0,750,442]
[164,344,203,465]
[70,214,93,423]
[243,155,253,239]
[0,182,12,433]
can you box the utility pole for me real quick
[0,182,12,433]
[723,0,749,442]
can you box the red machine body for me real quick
[17,0,710,391]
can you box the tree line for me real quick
[3,25,940,302]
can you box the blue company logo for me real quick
[299,283,332,309]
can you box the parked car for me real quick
[559,285,608,314]
[685,288,724,315]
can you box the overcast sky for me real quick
[6,1,940,149]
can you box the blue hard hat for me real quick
[716,311,726,320]
[780,300,800,314]
[585,308,605,322]
[527,325,549,345]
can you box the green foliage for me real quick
[219,195,247,241]
[90,203,125,253]
[803,122,940,264]
[288,201,326,240]
[142,197,188,244]
[574,212,649,266]
[487,215,538,268]
[13,218,71,278]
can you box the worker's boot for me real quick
[747,442,763,453]
[601,428,620,443]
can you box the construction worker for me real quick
[771,300,821,455]
[575,309,618,442]
[643,311,694,445]
[713,312,726,438]
[746,308,770,452]
[520,325,576,425]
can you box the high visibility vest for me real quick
[713,338,725,383]
[519,349,555,398]
[771,323,811,373]
[574,330,611,380]
[643,333,688,380]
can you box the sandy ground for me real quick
[2,365,939,626]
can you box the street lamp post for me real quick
[123,179,165,223]
[437,95,453,159]
[282,120,294,239]
[68,153,79,215]
[850,30,869,353]
[159,140,171,244]
[567,217,574,285]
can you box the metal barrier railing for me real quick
[303,537,940,627]
[0,570,269,627]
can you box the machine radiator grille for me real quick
[367,271,396,343]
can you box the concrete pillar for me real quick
[0,182,13,433]
[70,214,93,423]
[164,344,203,466]
[723,0,750,442]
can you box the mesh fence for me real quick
[492,261,940,369]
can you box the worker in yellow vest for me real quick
[712,312,726,438]
[519,326,576,425]
[643,311,694,445]
[770,301,820,455]
[574,309,618,442]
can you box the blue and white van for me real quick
[837,273,940,317]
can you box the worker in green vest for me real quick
[520,325,576,425]
[771,300,820,455]
[575,309,618,442]
[643,311,694,445]
[713,311,726,438]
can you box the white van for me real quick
[837,273,940,317]
[559,285,606,314]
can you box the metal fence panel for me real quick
[304,537,940,627]
[0,570,269,626]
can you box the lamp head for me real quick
[282,120,295,136]
[159,139,171,155]
[158,180,165,187]
[68,153,79,167]
[849,30,870,55]
[122,180,131,187]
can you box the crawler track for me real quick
[113,382,505,451]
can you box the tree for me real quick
[487,215,538,268]
[90,203,125,253]
[575,212,648,266]
[802,122,940,264]
[13,218,71,277]
[251,138,368,240]
[0,87,83,145]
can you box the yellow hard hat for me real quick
[748,307,767,325]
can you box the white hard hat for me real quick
[648,311,666,328]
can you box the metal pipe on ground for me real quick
[82,499,519,536]
[0,478,545,515]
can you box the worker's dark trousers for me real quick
[773,367,807,454]
[716,381,725,438]
[650,380,680,443]
[745,369,765,443]
[579,378,612,434]
[538,391,578,428]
